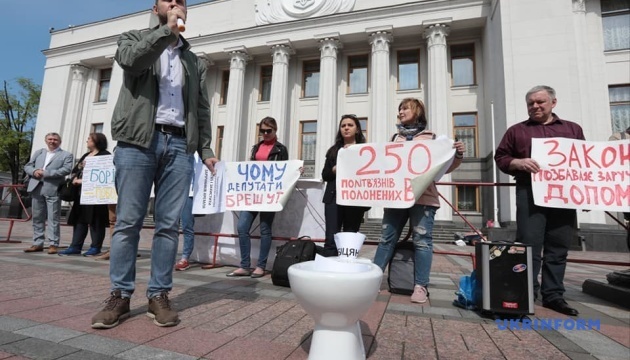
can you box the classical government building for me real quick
[35,0,629,231]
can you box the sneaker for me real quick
[47,245,58,255]
[58,247,81,256]
[411,285,429,304]
[175,259,190,271]
[83,247,101,257]
[147,292,179,327]
[91,290,131,329]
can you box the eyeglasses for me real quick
[259,128,274,135]
[341,114,358,120]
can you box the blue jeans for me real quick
[237,211,276,270]
[373,205,437,287]
[109,132,193,299]
[180,196,195,260]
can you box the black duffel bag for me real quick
[271,236,316,288]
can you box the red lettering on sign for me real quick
[384,143,404,174]
[544,184,569,204]
[356,146,378,175]
[408,143,431,175]
[545,139,566,167]
[568,144,583,168]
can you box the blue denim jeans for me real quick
[109,132,193,299]
[373,204,437,287]
[237,211,276,270]
[180,196,195,260]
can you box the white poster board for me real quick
[531,138,630,212]
[189,179,326,267]
[336,137,456,208]
[80,155,118,205]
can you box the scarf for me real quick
[396,122,426,141]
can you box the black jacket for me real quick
[249,140,289,161]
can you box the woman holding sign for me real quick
[321,114,368,256]
[372,98,466,304]
[227,117,289,278]
[58,133,111,257]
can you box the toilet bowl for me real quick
[288,257,383,360]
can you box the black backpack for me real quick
[271,236,316,287]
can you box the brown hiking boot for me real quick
[91,290,131,329]
[47,245,58,255]
[24,245,44,253]
[147,291,179,327]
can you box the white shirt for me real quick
[43,148,60,169]
[155,39,185,128]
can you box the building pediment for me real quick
[255,0,355,25]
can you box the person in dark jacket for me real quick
[59,133,111,257]
[321,114,368,256]
[227,117,289,278]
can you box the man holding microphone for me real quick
[91,0,218,329]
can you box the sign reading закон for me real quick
[531,138,630,212]
[335,137,457,208]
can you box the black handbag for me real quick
[271,236,316,287]
[58,178,75,202]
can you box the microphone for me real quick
[177,18,186,32]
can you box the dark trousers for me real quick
[516,185,576,303]
[324,203,365,256]
[70,220,107,251]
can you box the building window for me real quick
[215,126,224,160]
[91,123,104,134]
[300,121,317,177]
[397,50,420,90]
[456,185,479,212]
[96,68,112,102]
[358,118,368,141]
[303,61,320,98]
[453,113,477,157]
[348,55,368,94]
[219,71,230,105]
[259,65,272,101]
[602,0,630,51]
[450,44,475,86]
[609,85,630,133]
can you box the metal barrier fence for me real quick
[0,184,32,243]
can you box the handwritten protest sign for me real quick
[192,160,226,214]
[225,160,303,211]
[531,138,630,212]
[336,137,456,208]
[80,155,117,205]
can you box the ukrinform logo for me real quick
[496,318,600,331]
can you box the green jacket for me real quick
[111,24,215,160]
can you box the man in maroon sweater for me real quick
[495,85,584,316]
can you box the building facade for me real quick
[35,0,629,228]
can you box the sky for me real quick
[3,0,208,89]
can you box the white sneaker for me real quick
[411,285,428,303]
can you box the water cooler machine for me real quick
[475,242,534,315]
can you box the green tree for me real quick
[0,78,40,184]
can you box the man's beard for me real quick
[157,13,168,25]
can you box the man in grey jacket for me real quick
[23,132,74,254]
[92,0,218,329]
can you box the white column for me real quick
[367,29,393,145]
[222,48,249,161]
[314,35,341,177]
[268,42,293,143]
[424,23,450,136]
[572,0,592,125]
[63,64,89,156]
[424,23,453,221]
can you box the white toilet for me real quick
[288,257,383,360]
